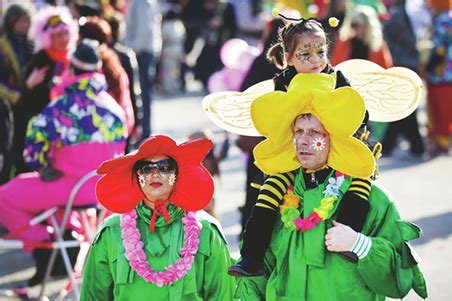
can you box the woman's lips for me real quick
[149,182,162,188]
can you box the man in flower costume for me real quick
[81,135,235,300]
[235,73,427,300]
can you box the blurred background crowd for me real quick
[0,0,450,184]
[0,0,450,298]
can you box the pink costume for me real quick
[0,73,126,242]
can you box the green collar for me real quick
[136,201,184,228]
[292,169,351,268]
[294,168,335,196]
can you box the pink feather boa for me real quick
[28,6,78,52]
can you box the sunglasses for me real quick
[43,15,67,31]
[137,159,177,175]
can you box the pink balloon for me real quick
[223,68,245,91]
[220,38,249,69]
[207,71,227,93]
[238,47,259,72]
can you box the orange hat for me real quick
[96,135,214,213]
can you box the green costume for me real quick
[235,170,427,301]
[81,203,236,300]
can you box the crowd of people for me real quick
[0,0,449,299]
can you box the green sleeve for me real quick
[202,223,237,300]
[80,227,114,301]
[357,191,427,299]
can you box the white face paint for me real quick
[293,114,330,170]
[138,174,146,188]
[311,137,326,151]
[168,173,176,186]
[136,155,177,203]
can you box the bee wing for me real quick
[202,80,274,136]
[335,59,423,122]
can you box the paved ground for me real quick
[1,90,451,300]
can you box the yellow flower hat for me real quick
[251,73,375,178]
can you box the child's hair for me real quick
[266,19,326,70]
[2,4,31,35]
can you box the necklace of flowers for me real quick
[120,209,201,287]
[280,173,345,232]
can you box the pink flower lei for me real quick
[120,209,201,287]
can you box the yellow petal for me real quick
[312,87,365,137]
[251,73,373,177]
[328,135,375,178]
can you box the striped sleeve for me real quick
[255,170,297,211]
[351,233,372,260]
[348,177,371,200]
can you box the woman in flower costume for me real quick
[81,135,236,300]
[235,73,427,300]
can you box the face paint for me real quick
[138,174,146,188]
[294,41,327,63]
[136,155,177,202]
[311,137,326,151]
[168,173,176,186]
[293,115,330,170]
[288,34,328,74]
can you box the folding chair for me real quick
[0,169,106,300]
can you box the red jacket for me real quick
[330,37,393,69]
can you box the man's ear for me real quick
[285,52,294,66]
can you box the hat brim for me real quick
[252,73,375,178]
[96,135,214,213]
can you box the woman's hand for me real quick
[325,221,358,252]
[26,66,48,89]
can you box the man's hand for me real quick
[325,221,358,252]
[26,66,48,89]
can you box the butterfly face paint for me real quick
[287,33,328,74]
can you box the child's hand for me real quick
[325,221,358,252]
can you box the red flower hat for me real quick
[96,135,214,213]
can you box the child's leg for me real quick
[229,172,296,276]
[336,177,371,232]
[241,206,277,263]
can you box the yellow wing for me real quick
[335,59,423,122]
[202,80,274,136]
